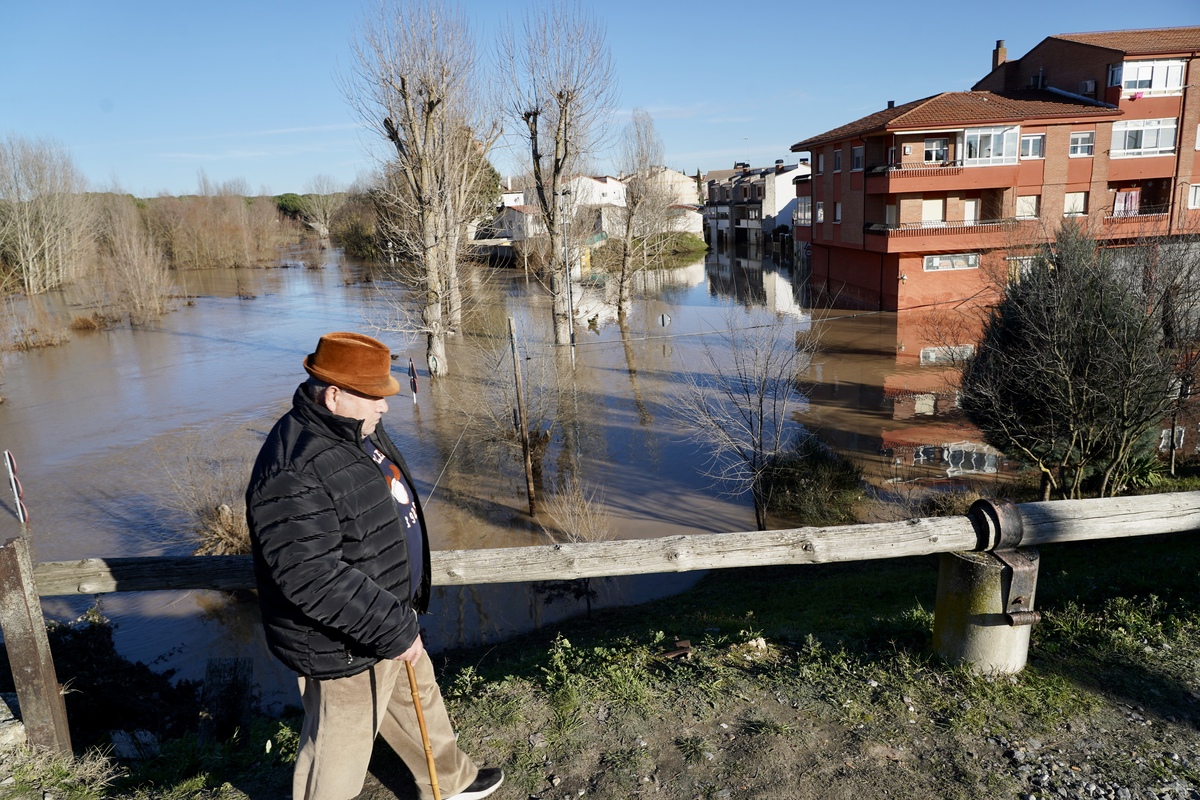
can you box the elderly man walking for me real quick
[246,332,502,800]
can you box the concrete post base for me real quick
[932,550,1037,675]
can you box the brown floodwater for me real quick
[0,243,995,706]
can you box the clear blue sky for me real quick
[3,1,1197,198]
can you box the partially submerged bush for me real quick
[158,427,254,555]
[758,435,863,526]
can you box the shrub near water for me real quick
[758,434,863,525]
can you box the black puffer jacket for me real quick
[246,385,432,680]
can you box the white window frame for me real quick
[924,253,980,271]
[851,146,864,171]
[1159,427,1185,452]
[833,149,842,172]
[1020,134,1045,159]
[1016,195,1040,220]
[816,153,824,174]
[924,138,948,164]
[1064,192,1088,216]
[1112,59,1186,96]
[1188,185,1200,210]
[920,344,975,364]
[1069,131,1095,157]
[1006,256,1036,283]
[796,195,813,225]
[1111,118,1177,158]
[815,201,824,223]
[964,126,1019,166]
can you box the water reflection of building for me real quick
[800,307,1010,485]
[571,260,710,327]
[704,245,809,318]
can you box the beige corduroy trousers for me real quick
[292,652,478,800]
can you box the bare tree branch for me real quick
[498,0,616,346]
[673,311,818,530]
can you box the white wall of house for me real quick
[667,205,703,235]
[762,164,809,234]
[643,167,701,206]
[565,175,627,211]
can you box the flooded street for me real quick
[0,244,996,705]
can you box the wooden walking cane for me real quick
[405,660,442,800]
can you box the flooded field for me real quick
[0,243,999,705]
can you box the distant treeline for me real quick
[0,136,392,305]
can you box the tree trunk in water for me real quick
[618,222,635,316]
[446,226,464,333]
[550,269,571,347]
[426,328,448,378]
[618,310,652,426]
[424,226,448,377]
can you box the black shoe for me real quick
[446,767,503,800]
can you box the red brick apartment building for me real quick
[790,26,1200,312]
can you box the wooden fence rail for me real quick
[29,491,1200,595]
[5,490,1200,755]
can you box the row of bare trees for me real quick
[143,173,292,271]
[0,136,300,299]
[0,137,94,295]
[343,0,680,378]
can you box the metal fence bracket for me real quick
[994,547,1041,627]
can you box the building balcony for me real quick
[862,218,1033,253]
[1102,206,1171,239]
[865,161,1018,193]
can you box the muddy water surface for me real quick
[0,245,989,706]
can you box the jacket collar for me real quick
[290,384,365,444]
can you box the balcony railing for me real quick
[867,160,965,178]
[864,218,1020,236]
[1106,204,1170,220]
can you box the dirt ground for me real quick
[355,663,1200,800]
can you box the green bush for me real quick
[757,435,863,525]
[273,193,305,218]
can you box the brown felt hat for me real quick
[303,332,400,397]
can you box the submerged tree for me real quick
[675,311,819,531]
[614,109,674,317]
[345,0,499,377]
[0,135,94,294]
[94,192,176,325]
[499,0,616,347]
[959,223,1186,499]
[299,174,346,241]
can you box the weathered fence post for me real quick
[933,500,1042,674]
[0,536,72,754]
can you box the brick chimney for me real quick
[992,39,1007,71]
